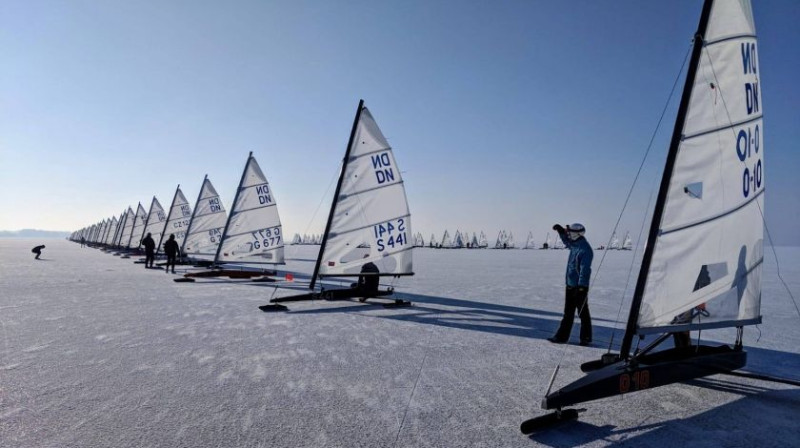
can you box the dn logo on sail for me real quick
[371,153,395,184]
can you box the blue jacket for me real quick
[558,232,593,287]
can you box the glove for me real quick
[552,224,565,233]
[577,286,588,294]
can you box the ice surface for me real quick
[1,239,798,447]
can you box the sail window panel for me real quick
[683,37,759,138]
[639,197,763,330]
[705,0,756,44]
[661,120,764,232]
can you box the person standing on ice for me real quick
[547,223,593,346]
[141,232,156,268]
[162,234,180,274]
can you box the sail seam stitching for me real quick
[682,114,762,141]
[704,33,756,46]
[328,213,411,237]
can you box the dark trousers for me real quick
[145,250,155,268]
[554,286,592,342]
[166,255,177,273]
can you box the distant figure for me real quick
[163,234,180,274]
[355,262,380,302]
[141,232,156,268]
[80,237,86,248]
[31,244,46,260]
[548,223,594,346]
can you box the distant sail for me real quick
[524,232,536,249]
[215,152,285,265]
[182,176,228,261]
[104,216,119,246]
[117,207,135,248]
[441,230,452,248]
[128,203,148,248]
[158,185,193,254]
[142,197,167,248]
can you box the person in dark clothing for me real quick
[163,234,180,274]
[672,265,712,348]
[356,262,380,302]
[548,223,594,346]
[31,245,46,260]
[80,237,86,248]
[141,232,156,268]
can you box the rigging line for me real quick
[544,43,692,386]
[702,47,799,319]
[302,162,342,238]
[608,177,658,353]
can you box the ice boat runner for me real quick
[522,0,770,433]
[179,152,285,282]
[264,100,414,310]
[180,175,228,265]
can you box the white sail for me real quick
[128,203,148,248]
[182,176,228,260]
[610,232,620,250]
[453,230,465,248]
[478,231,488,248]
[622,231,633,250]
[316,102,413,277]
[104,217,119,245]
[291,234,302,245]
[637,0,763,333]
[159,186,193,253]
[440,230,452,248]
[118,207,135,248]
[215,153,285,265]
[524,232,536,249]
[507,232,516,249]
[429,233,439,248]
[142,197,167,247]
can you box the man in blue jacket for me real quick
[548,223,593,346]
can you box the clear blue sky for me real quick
[2,0,798,245]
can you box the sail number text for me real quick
[738,42,762,199]
[618,370,650,394]
[374,218,407,252]
[251,226,281,250]
[371,152,396,185]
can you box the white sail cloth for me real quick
[318,105,413,276]
[160,187,193,252]
[216,154,285,264]
[639,0,763,332]
[142,197,167,246]
[182,177,228,260]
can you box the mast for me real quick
[157,184,180,255]
[214,152,252,265]
[620,0,714,359]
[310,99,365,290]
[181,175,207,255]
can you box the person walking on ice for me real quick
[141,232,156,268]
[547,223,593,346]
[31,244,45,260]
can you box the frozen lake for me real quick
[1,238,799,447]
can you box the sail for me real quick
[453,231,465,248]
[104,217,119,245]
[316,102,413,277]
[524,232,535,249]
[441,230,452,248]
[159,186,193,253]
[118,207,135,248]
[429,233,438,248]
[478,231,488,248]
[182,176,228,260]
[622,231,633,250]
[637,0,763,334]
[610,232,620,250]
[215,153,285,264]
[129,203,148,248]
[142,197,167,247]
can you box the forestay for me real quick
[182,176,228,260]
[317,104,413,277]
[159,186,193,253]
[638,0,763,333]
[215,153,285,265]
